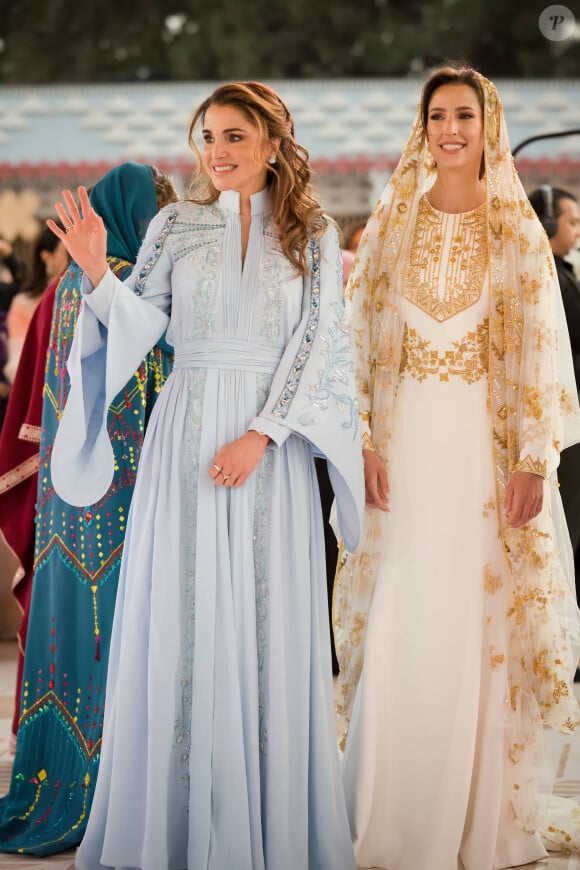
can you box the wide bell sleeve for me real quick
[249,223,364,552]
[515,235,580,479]
[51,208,176,507]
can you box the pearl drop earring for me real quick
[268,155,277,165]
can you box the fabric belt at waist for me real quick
[173,339,282,374]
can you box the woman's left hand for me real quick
[503,470,544,528]
[209,430,270,488]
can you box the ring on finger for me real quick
[222,474,231,480]
[213,464,223,473]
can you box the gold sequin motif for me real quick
[404,196,489,321]
[400,319,489,384]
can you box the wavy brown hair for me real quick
[420,64,486,179]
[149,165,180,210]
[187,81,326,275]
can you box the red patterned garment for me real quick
[0,277,59,735]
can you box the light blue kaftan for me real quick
[51,189,363,870]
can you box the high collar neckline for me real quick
[219,187,271,216]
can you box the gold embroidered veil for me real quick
[333,72,580,835]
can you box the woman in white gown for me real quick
[333,66,580,870]
[48,82,364,870]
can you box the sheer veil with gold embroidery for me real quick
[333,72,580,845]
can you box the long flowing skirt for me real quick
[76,365,355,870]
[342,364,547,870]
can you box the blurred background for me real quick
[0,0,579,248]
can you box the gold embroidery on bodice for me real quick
[403,196,488,322]
[400,318,489,383]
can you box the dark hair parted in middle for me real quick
[420,65,486,179]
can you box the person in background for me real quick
[0,269,62,747]
[0,162,178,856]
[0,238,27,313]
[3,225,69,384]
[528,185,580,606]
[343,219,366,253]
[0,239,27,426]
[340,218,367,289]
[49,81,362,870]
[334,65,580,868]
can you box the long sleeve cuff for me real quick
[247,416,290,448]
[514,453,548,478]
[81,270,116,327]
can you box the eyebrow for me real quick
[202,127,246,134]
[429,105,477,112]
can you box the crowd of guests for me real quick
[0,64,578,870]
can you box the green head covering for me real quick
[89,162,157,263]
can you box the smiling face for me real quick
[426,82,484,178]
[201,104,272,202]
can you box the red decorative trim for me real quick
[0,454,40,495]
[18,423,41,443]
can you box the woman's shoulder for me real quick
[139,200,222,247]
[144,200,225,262]
[154,199,225,236]
[167,198,222,220]
[317,215,340,253]
[6,292,39,334]
[7,292,38,315]
[7,291,27,309]
[320,214,338,239]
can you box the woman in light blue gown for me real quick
[48,82,363,870]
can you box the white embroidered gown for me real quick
[342,198,548,870]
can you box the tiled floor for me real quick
[0,638,579,869]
